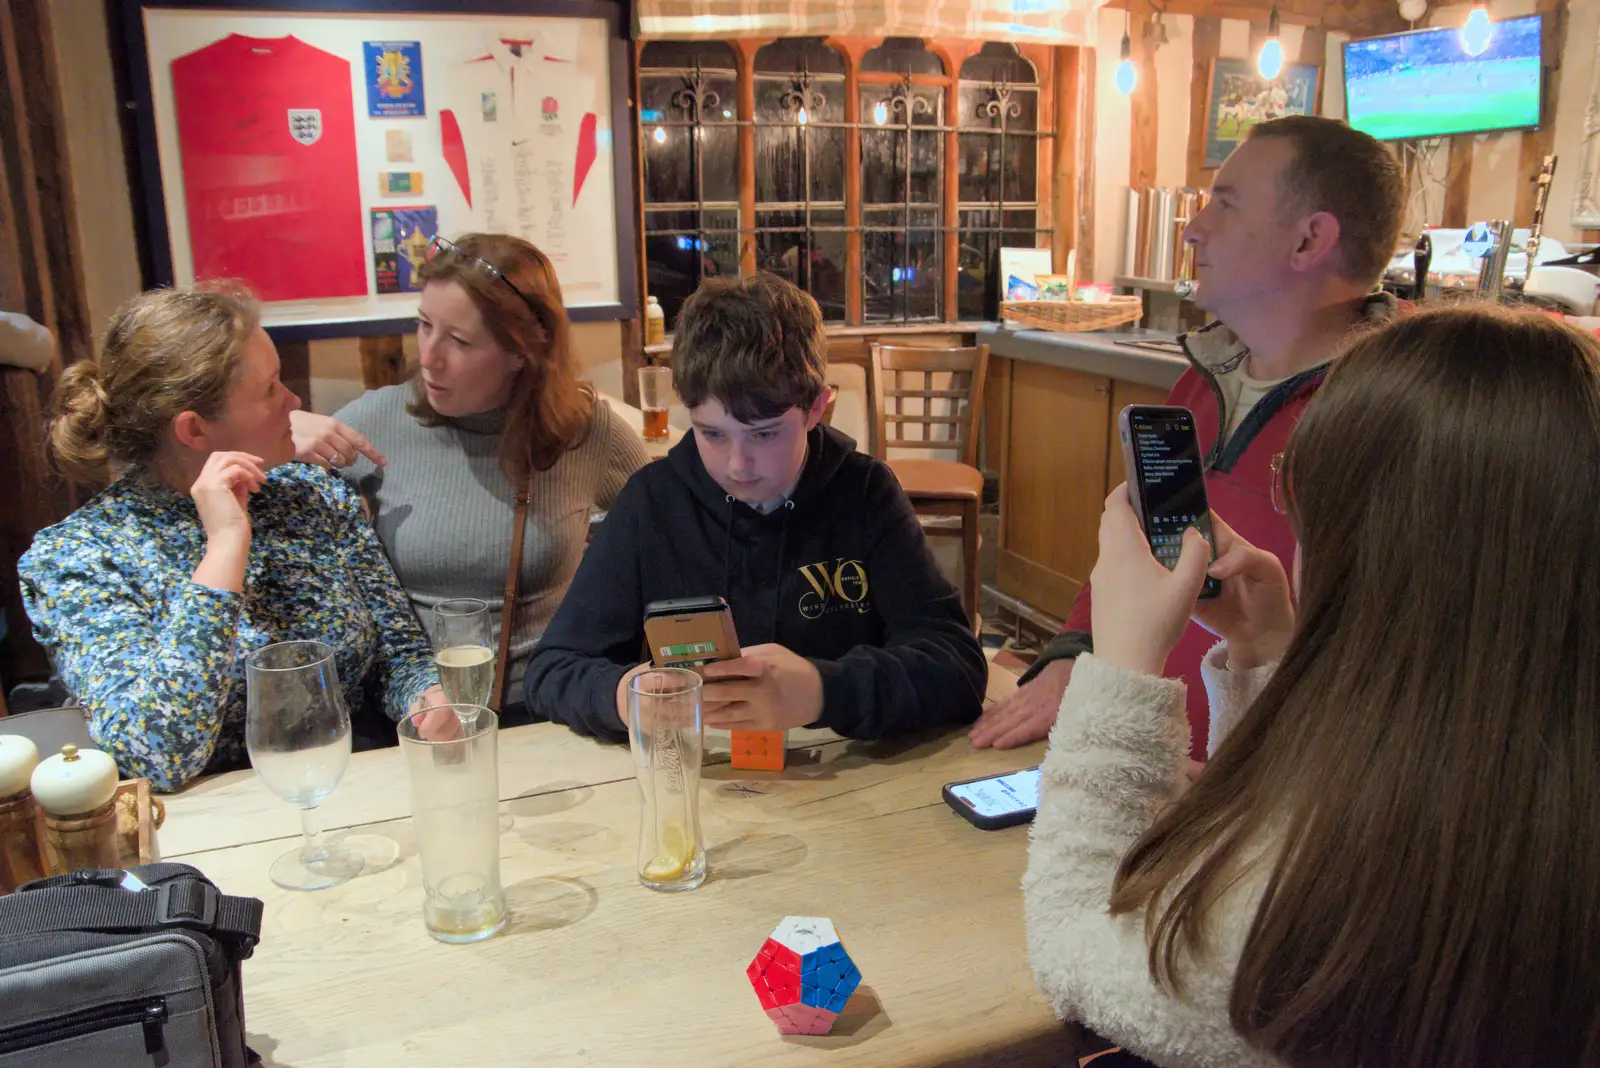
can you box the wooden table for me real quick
[163,670,1069,1067]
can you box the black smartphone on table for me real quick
[1117,405,1222,600]
[942,766,1041,830]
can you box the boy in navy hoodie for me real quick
[524,272,987,741]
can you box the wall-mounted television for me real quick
[1343,14,1543,141]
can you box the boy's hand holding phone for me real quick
[1090,485,1213,677]
[700,645,823,731]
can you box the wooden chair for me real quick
[869,343,990,634]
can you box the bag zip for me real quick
[0,996,167,1058]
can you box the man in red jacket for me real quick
[972,115,1405,758]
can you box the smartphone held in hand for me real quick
[643,596,741,672]
[1118,405,1222,600]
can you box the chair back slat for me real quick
[869,343,990,466]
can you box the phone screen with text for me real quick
[1129,410,1222,597]
[949,767,1040,819]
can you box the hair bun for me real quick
[48,360,112,481]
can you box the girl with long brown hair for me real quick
[293,234,649,723]
[1023,304,1600,1068]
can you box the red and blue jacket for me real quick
[1023,293,1399,758]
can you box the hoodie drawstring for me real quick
[770,501,794,644]
[720,494,736,600]
[720,496,795,647]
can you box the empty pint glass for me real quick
[628,669,706,891]
[399,704,507,942]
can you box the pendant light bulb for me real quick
[797,106,809,125]
[1258,5,1284,80]
[1461,6,1494,57]
[1114,31,1137,95]
[873,101,888,125]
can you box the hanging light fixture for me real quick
[873,101,889,125]
[1257,5,1284,80]
[1114,10,1137,95]
[1461,5,1494,56]
[652,126,667,144]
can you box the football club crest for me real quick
[288,109,323,146]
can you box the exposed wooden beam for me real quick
[1103,0,1405,37]
[734,39,763,278]
[930,38,981,321]
[829,36,867,325]
[358,335,406,390]
[1186,17,1221,190]
[1128,2,1158,193]
[1298,25,1329,113]
[1052,45,1085,272]
[1077,46,1097,281]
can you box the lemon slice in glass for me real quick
[642,822,695,882]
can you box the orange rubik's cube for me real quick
[730,730,785,771]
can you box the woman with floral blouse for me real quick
[19,286,446,792]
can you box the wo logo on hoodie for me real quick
[797,558,871,620]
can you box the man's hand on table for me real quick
[969,658,1073,749]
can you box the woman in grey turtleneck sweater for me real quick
[294,234,648,722]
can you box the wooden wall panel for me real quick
[1186,16,1222,190]
[1442,139,1474,228]
[1515,0,1567,229]
[1128,2,1159,194]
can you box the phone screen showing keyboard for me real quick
[1128,409,1222,598]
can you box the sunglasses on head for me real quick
[426,235,545,324]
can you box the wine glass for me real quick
[433,599,494,707]
[430,598,511,830]
[245,640,364,891]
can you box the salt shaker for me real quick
[31,744,121,875]
[0,735,44,891]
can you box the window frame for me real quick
[637,37,1055,328]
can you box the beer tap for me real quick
[1411,227,1432,304]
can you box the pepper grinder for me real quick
[31,744,122,875]
[0,736,44,892]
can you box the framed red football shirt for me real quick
[171,34,367,302]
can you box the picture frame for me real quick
[1202,58,1320,170]
[120,0,637,341]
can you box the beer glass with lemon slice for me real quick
[627,668,706,891]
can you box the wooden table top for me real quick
[163,669,1070,1067]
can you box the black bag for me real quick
[0,863,263,1067]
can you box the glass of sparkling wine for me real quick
[638,366,673,441]
[433,599,494,707]
[245,640,363,891]
[399,703,508,943]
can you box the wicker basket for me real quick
[1001,295,1144,333]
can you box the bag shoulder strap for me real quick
[492,479,532,713]
[0,873,263,957]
